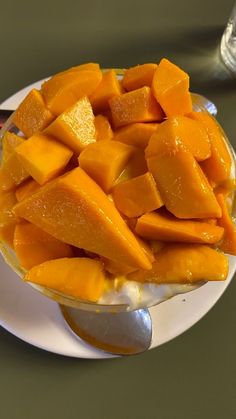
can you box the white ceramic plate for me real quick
[0,81,235,359]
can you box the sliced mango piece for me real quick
[112,172,163,218]
[90,69,122,113]
[216,193,236,255]
[41,70,102,115]
[12,89,54,137]
[15,134,73,185]
[0,190,19,247]
[13,167,151,270]
[14,222,73,269]
[152,58,192,116]
[115,148,148,184]
[109,86,163,128]
[44,97,96,154]
[113,122,158,149]
[24,257,106,302]
[79,140,135,192]
[0,223,16,248]
[122,63,158,91]
[147,150,222,219]
[102,235,154,275]
[1,132,25,165]
[0,151,29,191]
[146,116,211,161]
[128,244,228,283]
[15,179,41,202]
[135,210,224,244]
[102,258,137,275]
[94,115,113,141]
[55,63,100,78]
[189,112,231,183]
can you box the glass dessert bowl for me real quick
[0,62,236,315]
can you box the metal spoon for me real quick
[61,305,152,355]
[0,93,218,356]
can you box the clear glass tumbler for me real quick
[221,1,236,73]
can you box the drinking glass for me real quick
[221,1,236,73]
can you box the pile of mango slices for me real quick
[0,59,235,303]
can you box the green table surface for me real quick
[1,1,236,418]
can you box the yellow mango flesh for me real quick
[15,179,41,202]
[24,257,106,302]
[112,172,163,218]
[0,190,19,246]
[113,122,158,149]
[1,132,25,165]
[90,69,122,113]
[13,167,151,270]
[94,115,113,141]
[115,148,148,184]
[122,63,158,91]
[216,193,236,255]
[12,89,54,138]
[15,134,73,185]
[152,58,192,116]
[128,244,228,283]
[44,97,96,154]
[146,116,211,161]
[79,140,135,192]
[189,112,232,184]
[0,151,29,191]
[54,63,100,78]
[109,86,164,128]
[14,222,73,269]
[41,70,102,115]
[102,235,154,275]
[135,210,224,244]
[147,150,222,219]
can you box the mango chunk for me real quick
[122,63,158,91]
[128,244,228,283]
[94,115,113,141]
[15,179,41,202]
[0,190,19,247]
[112,172,163,218]
[79,140,135,192]
[152,58,192,116]
[44,97,96,154]
[13,167,151,270]
[147,150,222,219]
[103,260,137,275]
[24,258,106,302]
[90,70,122,113]
[14,222,73,269]
[15,134,73,185]
[109,86,164,128]
[146,116,211,162]
[41,70,102,115]
[102,235,154,275]
[0,223,16,248]
[115,148,148,184]
[135,210,224,244]
[12,89,54,138]
[55,63,100,78]
[1,132,25,165]
[216,193,236,255]
[113,122,158,149]
[0,151,29,191]
[189,112,231,183]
